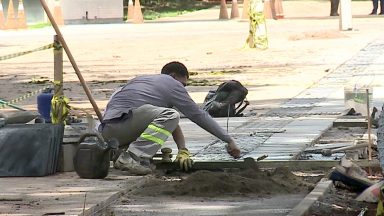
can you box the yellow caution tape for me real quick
[0,43,54,61]
[245,0,268,49]
[0,84,53,110]
[51,94,70,124]
[50,80,69,124]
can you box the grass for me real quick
[124,0,217,20]
[28,22,52,29]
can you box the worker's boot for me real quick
[114,151,152,175]
[330,0,339,16]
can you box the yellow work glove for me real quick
[174,148,193,172]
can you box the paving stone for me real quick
[158,36,384,163]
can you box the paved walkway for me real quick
[1,36,382,215]
[107,32,384,216]
[176,36,384,162]
[1,1,384,215]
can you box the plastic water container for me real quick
[37,88,53,123]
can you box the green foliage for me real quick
[124,0,217,20]
[28,22,52,29]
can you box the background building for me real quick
[0,0,123,25]
[61,0,123,24]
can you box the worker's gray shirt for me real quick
[103,74,232,143]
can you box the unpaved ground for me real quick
[1,1,383,215]
[309,184,378,216]
[302,124,381,215]
[0,1,381,116]
[128,168,315,197]
[107,168,318,215]
[300,126,370,160]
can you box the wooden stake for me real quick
[366,88,372,161]
[53,35,63,96]
[40,0,103,121]
[366,88,373,176]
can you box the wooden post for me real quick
[366,88,373,176]
[53,35,63,96]
[366,89,372,161]
[40,0,103,121]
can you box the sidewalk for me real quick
[1,1,384,215]
[1,36,383,215]
[0,171,140,215]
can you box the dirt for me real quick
[308,184,378,216]
[299,126,371,160]
[288,30,348,41]
[125,168,315,198]
[301,124,381,215]
[0,1,382,215]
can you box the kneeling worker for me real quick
[100,61,241,175]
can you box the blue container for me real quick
[37,88,53,123]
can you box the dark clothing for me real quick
[330,0,340,16]
[371,0,384,14]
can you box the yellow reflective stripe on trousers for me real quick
[140,133,165,145]
[148,124,172,137]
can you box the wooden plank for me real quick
[154,158,380,171]
[333,118,367,127]
[304,143,353,153]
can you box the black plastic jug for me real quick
[73,133,118,179]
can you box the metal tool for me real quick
[321,143,369,156]
[154,148,173,162]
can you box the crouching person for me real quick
[100,61,241,175]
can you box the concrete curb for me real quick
[80,189,124,216]
[80,178,144,216]
[287,178,333,216]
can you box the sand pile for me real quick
[127,167,315,197]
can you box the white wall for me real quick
[61,0,123,22]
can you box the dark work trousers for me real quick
[330,0,340,16]
[371,0,384,14]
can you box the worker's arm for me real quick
[226,138,241,158]
[172,125,186,150]
[165,81,241,158]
